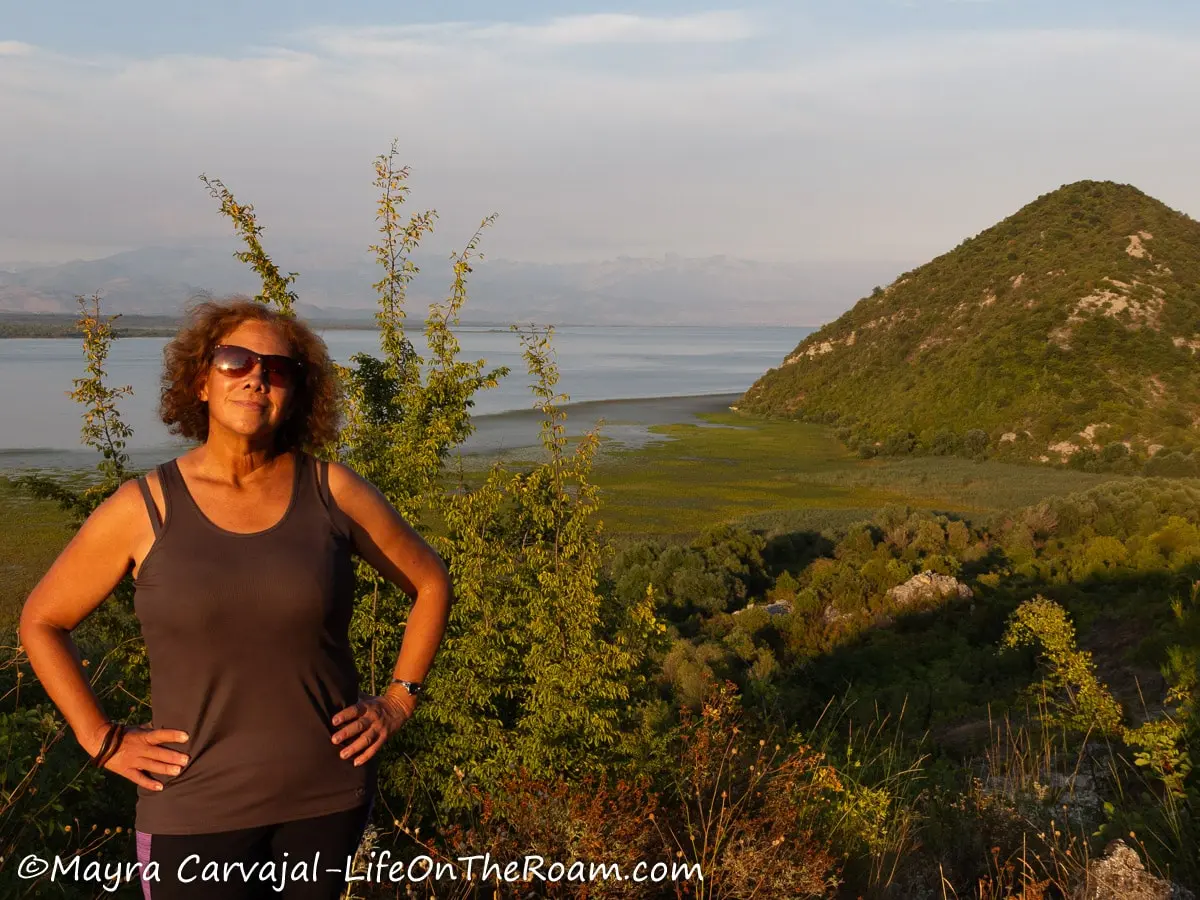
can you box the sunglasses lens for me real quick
[213,346,255,377]
[263,358,299,386]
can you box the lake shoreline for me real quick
[0,391,746,474]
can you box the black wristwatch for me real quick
[390,679,424,697]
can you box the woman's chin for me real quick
[212,418,281,442]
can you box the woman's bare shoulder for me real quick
[92,457,183,533]
[323,461,393,521]
[324,459,365,491]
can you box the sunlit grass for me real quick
[590,411,1121,541]
[0,476,74,628]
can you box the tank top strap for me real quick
[292,451,316,507]
[157,458,204,529]
[136,475,164,537]
[306,453,355,544]
[160,459,186,502]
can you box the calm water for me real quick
[0,325,814,469]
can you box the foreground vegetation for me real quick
[1,155,1196,899]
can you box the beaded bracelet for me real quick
[91,723,126,769]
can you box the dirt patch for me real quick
[1049,325,1073,349]
[1147,376,1167,404]
[1048,440,1080,458]
[1173,335,1200,353]
[1079,423,1110,448]
[862,309,914,331]
[1125,231,1153,259]
[914,335,950,354]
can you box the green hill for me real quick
[739,181,1200,470]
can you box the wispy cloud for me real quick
[296,11,756,57]
[0,15,1198,267]
[0,41,35,56]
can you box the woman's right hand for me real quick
[89,724,191,791]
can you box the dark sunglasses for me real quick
[210,344,303,387]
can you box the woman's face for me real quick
[198,320,297,444]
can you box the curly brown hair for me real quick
[159,298,342,452]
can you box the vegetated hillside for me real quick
[739,181,1200,470]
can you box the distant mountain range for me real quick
[740,180,1200,465]
[0,246,905,327]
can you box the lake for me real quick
[0,325,815,470]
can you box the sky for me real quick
[3,1,1200,267]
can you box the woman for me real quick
[19,298,453,899]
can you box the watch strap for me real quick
[390,678,424,696]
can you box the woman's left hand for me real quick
[330,691,414,766]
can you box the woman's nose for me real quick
[245,362,270,388]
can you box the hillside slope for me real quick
[739,181,1200,465]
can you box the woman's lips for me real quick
[233,400,267,410]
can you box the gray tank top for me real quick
[131,452,375,834]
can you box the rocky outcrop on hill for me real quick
[885,571,972,608]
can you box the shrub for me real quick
[930,429,960,456]
[964,429,990,457]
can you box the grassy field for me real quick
[0,410,1122,628]
[0,476,75,632]
[587,410,1118,544]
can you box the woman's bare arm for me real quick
[326,462,453,703]
[18,480,149,756]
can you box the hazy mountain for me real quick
[0,246,905,326]
[739,180,1200,464]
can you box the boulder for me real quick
[1070,840,1194,900]
[885,570,972,608]
[732,600,793,617]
